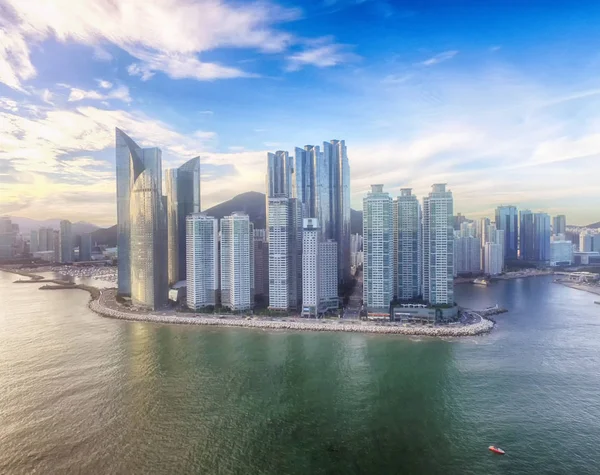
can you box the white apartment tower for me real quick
[220,213,253,311]
[396,189,421,300]
[363,185,394,315]
[422,184,454,306]
[59,220,73,263]
[186,214,219,310]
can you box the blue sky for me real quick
[1,0,599,226]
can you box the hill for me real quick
[8,217,99,235]
[586,221,600,229]
[82,191,364,246]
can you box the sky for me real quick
[1,0,599,226]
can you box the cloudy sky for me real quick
[1,0,599,226]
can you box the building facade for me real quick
[301,218,321,317]
[166,157,201,285]
[495,205,518,261]
[220,213,253,311]
[484,242,503,275]
[550,240,573,266]
[116,128,164,296]
[455,236,481,275]
[59,220,73,263]
[253,229,269,299]
[79,233,92,261]
[533,213,551,262]
[396,189,421,300]
[363,185,393,315]
[553,215,566,236]
[186,214,219,309]
[129,169,168,309]
[422,184,454,306]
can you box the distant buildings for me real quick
[59,220,73,263]
[363,185,394,315]
[220,213,253,311]
[422,184,454,306]
[186,214,219,310]
[550,240,574,266]
[0,217,16,258]
[484,241,503,275]
[455,235,481,275]
[166,157,201,285]
[253,229,269,299]
[30,230,39,254]
[495,205,518,261]
[533,213,551,263]
[79,233,92,261]
[579,232,600,252]
[553,215,566,236]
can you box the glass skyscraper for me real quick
[519,210,535,261]
[396,189,421,300]
[533,213,551,262]
[495,205,518,261]
[166,157,201,285]
[59,219,73,263]
[116,128,164,296]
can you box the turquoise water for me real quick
[1,271,599,474]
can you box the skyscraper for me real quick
[220,213,253,311]
[484,242,503,275]
[115,128,163,296]
[363,185,393,315]
[267,197,290,310]
[253,229,269,299]
[186,213,218,310]
[533,213,551,262]
[59,220,73,263]
[166,157,201,285]
[396,189,421,300]
[495,205,518,261]
[553,215,566,236]
[455,235,481,275]
[323,140,351,283]
[422,184,454,306]
[0,216,15,258]
[30,230,39,254]
[301,218,338,317]
[79,233,92,261]
[520,210,534,260]
[130,169,168,309]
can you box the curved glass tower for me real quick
[130,169,168,309]
[166,157,201,285]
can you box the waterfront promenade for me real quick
[90,289,495,337]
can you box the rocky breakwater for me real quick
[90,294,494,337]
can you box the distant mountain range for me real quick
[77,191,363,246]
[7,217,99,235]
[587,221,600,229]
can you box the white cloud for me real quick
[420,50,458,66]
[96,79,113,89]
[286,41,357,71]
[67,85,132,103]
[0,0,302,89]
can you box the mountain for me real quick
[92,225,117,247]
[7,217,99,235]
[47,191,364,247]
[586,221,600,229]
[205,191,267,229]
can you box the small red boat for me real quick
[489,446,505,455]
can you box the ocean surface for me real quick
[1,271,599,474]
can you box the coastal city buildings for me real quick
[455,234,481,275]
[0,217,16,258]
[220,213,253,311]
[79,233,92,262]
[129,168,168,309]
[422,184,454,306]
[301,218,321,317]
[495,205,519,261]
[396,189,421,299]
[553,215,567,236]
[484,241,504,275]
[115,128,164,297]
[30,230,39,254]
[520,210,535,261]
[59,220,73,263]
[186,214,219,310]
[533,213,551,263]
[166,157,201,285]
[253,229,269,299]
[550,240,574,266]
[363,185,394,315]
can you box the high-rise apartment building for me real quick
[422,184,454,306]
[79,233,92,261]
[301,219,338,317]
[455,235,481,275]
[520,210,534,260]
[495,205,518,261]
[59,220,73,263]
[166,157,201,285]
[220,213,253,311]
[253,229,269,299]
[484,242,503,275]
[268,197,289,310]
[30,230,39,254]
[130,169,168,309]
[116,128,164,296]
[0,216,15,258]
[550,240,573,266]
[396,189,421,300]
[533,213,551,262]
[553,215,566,236]
[186,214,218,310]
[363,185,393,315]
[478,217,491,270]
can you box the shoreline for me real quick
[1,267,495,337]
[554,280,600,297]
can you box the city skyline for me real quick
[2,0,600,226]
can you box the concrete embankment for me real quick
[89,296,494,337]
